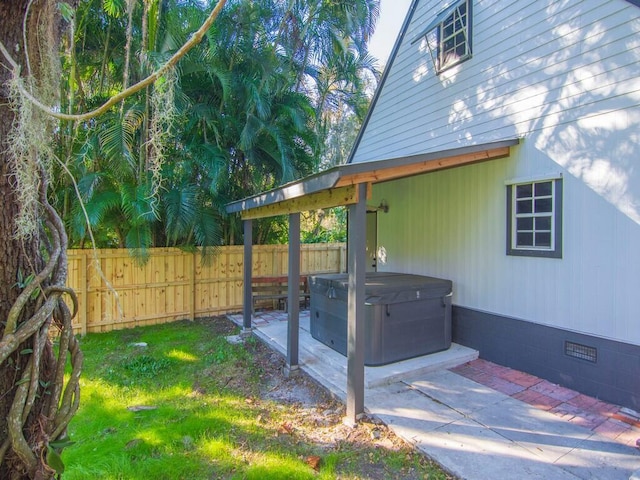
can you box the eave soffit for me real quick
[226,139,520,219]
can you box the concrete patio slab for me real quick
[247,311,478,391]
[227,311,640,479]
[366,382,467,433]
[411,416,582,480]
[408,369,511,416]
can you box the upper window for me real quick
[412,0,473,74]
[437,1,472,72]
[506,177,563,258]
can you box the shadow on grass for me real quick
[63,317,450,480]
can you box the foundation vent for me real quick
[565,341,597,363]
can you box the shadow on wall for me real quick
[412,0,640,224]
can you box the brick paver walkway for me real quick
[451,358,640,449]
[241,309,640,451]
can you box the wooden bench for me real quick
[251,276,310,314]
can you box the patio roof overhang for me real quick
[225,138,519,219]
[226,137,519,425]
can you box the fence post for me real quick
[189,250,196,321]
[79,251,88,335]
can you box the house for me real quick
[227,0,640,420]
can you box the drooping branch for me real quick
[0,0,227,123]
[0,1,230,475]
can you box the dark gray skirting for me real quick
[453,306,640,412]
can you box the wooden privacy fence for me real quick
[66,243,346,335]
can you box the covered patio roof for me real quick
[226,138,519,220]
[225,138,519,425]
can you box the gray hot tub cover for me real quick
[310,272,452,305]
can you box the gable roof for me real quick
[347,0,420,165]
[348,0,639,165]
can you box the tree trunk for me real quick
[0,1,81,478]
[0,1,43,471]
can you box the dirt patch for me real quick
[221,316,456,479]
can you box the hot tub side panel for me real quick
[309,292,350,357]
[377,296,452,364]
[309,274,452,366]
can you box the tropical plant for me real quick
[0,2,228,477]
[52,0,381,249]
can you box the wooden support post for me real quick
[285,213,300,376]
[345,182,367,425]
[243,219,253,332]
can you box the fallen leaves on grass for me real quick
[278,423,294,435]
[305,455,321,471]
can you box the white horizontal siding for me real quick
[353,0,640,162]
[372,144,640,345]
[358,0,640,345]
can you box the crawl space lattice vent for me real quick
[565,341,597,363]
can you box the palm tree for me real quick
[174,0,317,244]
[275,0,380,172]
[276,0,379,89]
[52,0,381,248]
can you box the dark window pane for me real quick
[535,181,552,196]
[517,217,533,230]
[535,232,551,247]
[516,184,532,198]
[458,3,466,15]
[443,22,454,37]
[534,198,552,212]
[535,216,551,230]
[517,199,532,214]
[517,232,533,246]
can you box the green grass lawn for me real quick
[61,317,452,479]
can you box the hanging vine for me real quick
[147,67,179,206]
[0,1,227,477]
[0,170,82,477]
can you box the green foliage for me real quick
[52,0,379,250]
[14,269,42,300]
[59,2,75,22]
[301,207,347,243]
[102,0,125,18]
[122,355,172,378]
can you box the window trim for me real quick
[412,0,473,74]
[506,177,563,258]
[435,0,472,72]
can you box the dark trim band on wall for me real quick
[452,305,640,411]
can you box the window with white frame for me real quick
[506,177,563,258]
[412,0,472,74]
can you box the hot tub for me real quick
[309,272,452,366]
